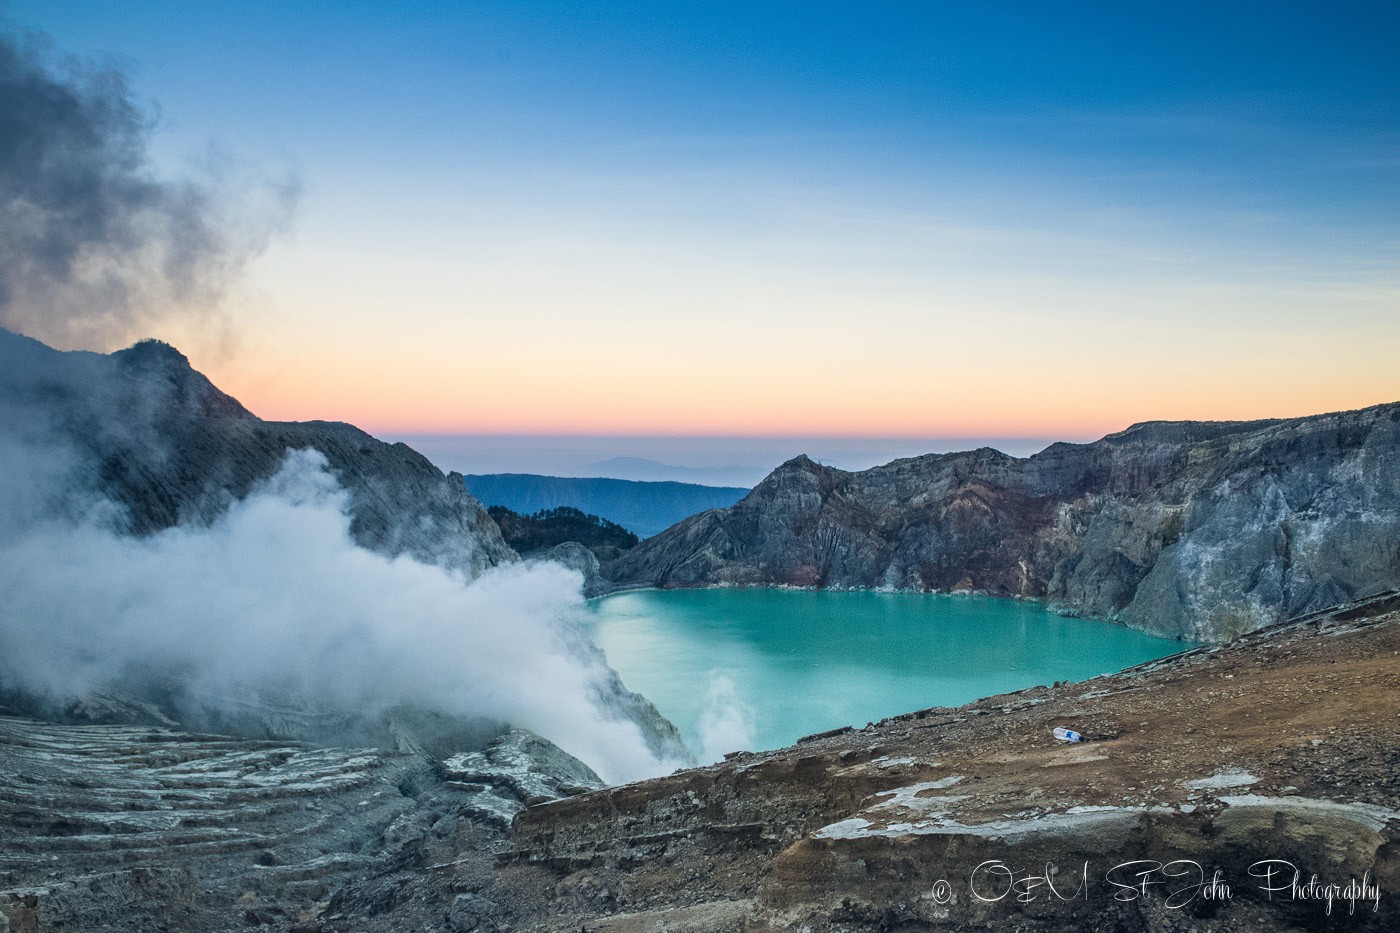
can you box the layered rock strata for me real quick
[606,404,1400,641]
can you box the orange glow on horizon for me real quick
[195,253,1400,445]
[213,351,1398,443]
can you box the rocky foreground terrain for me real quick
[604,405,1400,642]
[0,717,602,932]
[393,590,1400,932]
[6,591,1394,931]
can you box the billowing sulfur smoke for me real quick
[0,29,684,785]
[697,672,757,763]
[0,446,684,784]
[0,29,297,352]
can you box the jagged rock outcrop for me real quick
[527,541,610,598]
[442,729,605,826]
[604,404,1400,641]
[0,328,693,771]
[0,328,515,578]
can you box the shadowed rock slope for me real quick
[489,505,639,562]
[605,404,1400,641]
[0,328,516,578]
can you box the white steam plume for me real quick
[697,672,755,763]
[0,448,684,784]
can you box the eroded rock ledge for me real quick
[0,718,598,932]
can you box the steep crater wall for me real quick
[604,405,1400,641]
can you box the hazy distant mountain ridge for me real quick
[582,456,765,486]
[604,404,1400,642]
[465,473,749,537]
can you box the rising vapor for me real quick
[0,447,683,784]
[698,672,756,763]
[0,28,687,785]
[0,29,297,351]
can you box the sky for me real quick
[5,1,1399,455]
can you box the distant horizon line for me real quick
[369,398,1400,443]
[381,430,1078,441]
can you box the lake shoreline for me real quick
[505,592,1400,932]
[587,587,1189,758]
[590,579,1197,642]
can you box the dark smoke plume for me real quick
[0,30,297,350]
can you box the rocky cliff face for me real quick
[604,404,1400,641]
[0,328,515,578]
[0,328,692,770]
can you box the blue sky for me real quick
[21,2,1395,199]
[5,1,1398,441]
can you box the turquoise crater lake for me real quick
[586,589,1187,761]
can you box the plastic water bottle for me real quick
[1053,726,1083,743]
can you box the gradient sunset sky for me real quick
[9,1,1399,442]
